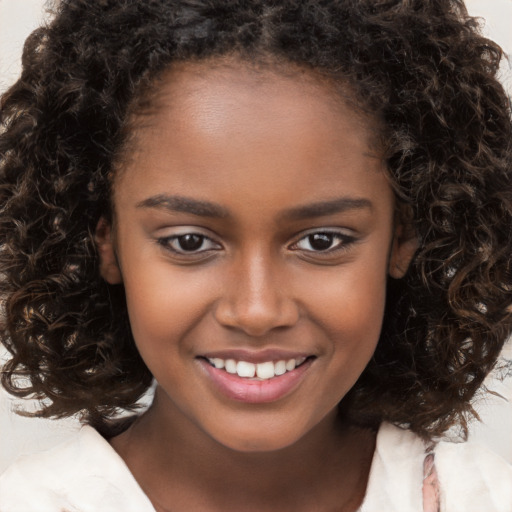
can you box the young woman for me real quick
[1,1,511,510]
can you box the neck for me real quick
[110,387,376,512]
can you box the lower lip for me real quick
[199,359,313,404]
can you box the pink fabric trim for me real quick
[422,451,441,512]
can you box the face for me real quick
[97,60,415,452]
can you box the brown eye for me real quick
[307,233,334,251]
[177,234,204,252]
[157,233,221,254]
[291,230,356,256]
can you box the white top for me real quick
[0,422,511,511]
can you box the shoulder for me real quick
[435,436,512,512]
[360,423,512,512]
[361,422,427,510]
[0,425,155,512]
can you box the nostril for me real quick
[213,296,300,336]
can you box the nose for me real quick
[213,252,300,337]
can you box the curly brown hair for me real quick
[1,0,511,439]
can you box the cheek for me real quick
[304,260,388,337]
[120,256,217,357]
[298,255,390,397]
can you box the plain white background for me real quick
[0,0,511,473]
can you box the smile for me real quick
[206,357,307,380]
[199,354,315,403]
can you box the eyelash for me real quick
[157,229,356,259]
[157,233,222,255]
[289,230,356,256]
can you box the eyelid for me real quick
[288,228,357,254]
[155,228,223,256]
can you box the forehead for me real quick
[113,58,390,218]
[123,58,379,156]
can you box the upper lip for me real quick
[198,348,313,364]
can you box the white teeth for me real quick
[237,361,256,378]
[207,356,308,380]
[256,361,275,379]
[225,359,237,374]
[274,360,287,376]
[285,359,296,371]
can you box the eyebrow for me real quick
[279,197,373,221]
[136,194,373,220]
[136,194,229,218]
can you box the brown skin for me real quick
[97,60,416,511]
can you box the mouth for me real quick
[201,356,310,380]
[197,353,316,403]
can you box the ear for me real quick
[95,217,122,284]
[388,209,418,279]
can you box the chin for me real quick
[210,425,305,453]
